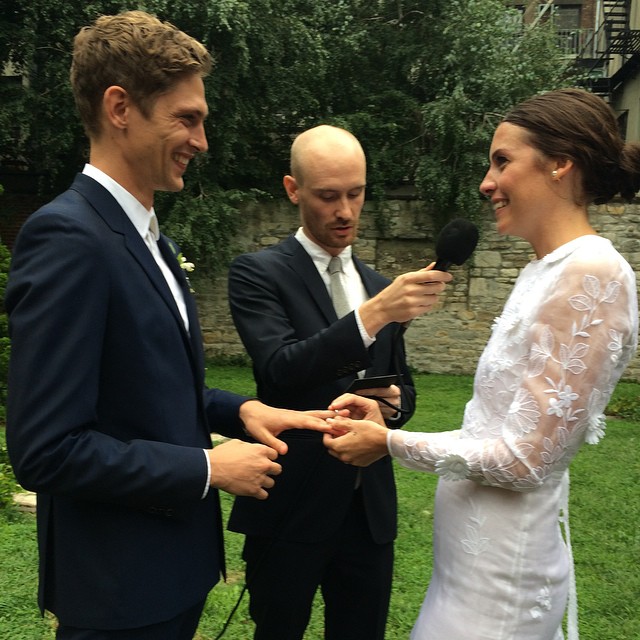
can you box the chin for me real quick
[494,217,510,236]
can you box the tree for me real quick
[413,0,575,226]
[0,0,575,267]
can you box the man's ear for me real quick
[283,175,299,204]
[103,85,130,130]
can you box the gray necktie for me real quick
[328,256,351,318]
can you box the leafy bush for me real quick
[0,236,16,510]
[0,431,18,509]
[0,238,10,422]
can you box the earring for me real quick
[551,170,558,180]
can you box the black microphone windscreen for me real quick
[434,218,479,271]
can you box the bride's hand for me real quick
[323,416,389,467]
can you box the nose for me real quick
[336,195,353,218]
[190,123,208,154]
[479,170,495,198]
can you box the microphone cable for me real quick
[212,435,331,639]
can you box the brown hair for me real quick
[70,10,213,138]
[504,87,640,204]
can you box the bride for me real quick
[323,88,639,640]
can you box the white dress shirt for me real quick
[82,164,189,332]
[295,227,374,348]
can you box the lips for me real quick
[173,153,192,169]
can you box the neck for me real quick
[89,144,154,210]
[532,217,596,259]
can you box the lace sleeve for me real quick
[388,254,638,491]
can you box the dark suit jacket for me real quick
[228,235,416,544]
[5,174,249,630]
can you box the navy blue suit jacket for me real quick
[5,174,249,630]
[228,235,416,544]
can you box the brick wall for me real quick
[194,198,640,382]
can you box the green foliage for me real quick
[415,0,578,227]
[155,182,265,273]
[0,239,10,423]
[605,380,640,421]
[0,0,575,266]
[0,237,16,511]
[0,429,19,510]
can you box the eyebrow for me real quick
[175,106,209,120]
[311,185,366,193]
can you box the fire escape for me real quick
[576,0,640,98]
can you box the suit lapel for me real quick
[158,236,206,376]
[286,237,337,323]
[71,174,204,381]
[354,256,386,297]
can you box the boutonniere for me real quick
[177,253,195,293]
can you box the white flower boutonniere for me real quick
[177,253,195,293]
[178,254,195,272]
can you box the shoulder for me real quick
[564,236,634,282]
[24,174,118,234]
[230,235,300,270]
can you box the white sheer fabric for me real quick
[388,235,638,640]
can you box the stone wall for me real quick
[194,198,640,382]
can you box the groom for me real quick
[5,10,329,639]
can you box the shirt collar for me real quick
[294,227,353,270]
[82,164,156,240]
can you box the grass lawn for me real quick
[1,368,638,639]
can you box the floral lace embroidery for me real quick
[436,454,469,480]
[460,500,490,556]
[389,267,636,490]
[530,580,553,620]
[386,242,637,640]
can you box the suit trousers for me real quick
[55,598,206,640]
[243,488,394,640]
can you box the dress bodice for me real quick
[389,235,637,489]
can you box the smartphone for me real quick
[346,374,401,392]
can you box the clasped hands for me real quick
[208,392,389,500]
[323,393,390,467]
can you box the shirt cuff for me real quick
[201,449,211,500]
[355,307,375,348]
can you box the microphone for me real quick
[433,218,479,272]
[398,218,479,335]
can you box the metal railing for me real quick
[556,28,596,57]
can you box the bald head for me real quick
[283,125,366,255]
[290,125,366,185]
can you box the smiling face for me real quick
[479,122,556,244]
[284,130,366,255]
[118,73,209,208]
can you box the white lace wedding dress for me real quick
[388,236,638,640]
